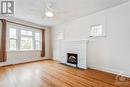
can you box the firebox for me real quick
[67,53,78,67]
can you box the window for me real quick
[20,36,33,50]
[35,32,41,50]
[9,27,41,51]
[90,24,103,37]
[9,28,17,50]
[20,30,33,50]
[21,30,33,36]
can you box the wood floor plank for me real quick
[41,66,93,87]
[46,63,115,86]
[0,60,129,87]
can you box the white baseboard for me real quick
[53,58,130,78]
[0,57,50,67]
[88,65,130,78]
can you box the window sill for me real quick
[7,50,41,52]
[89,35,106,38]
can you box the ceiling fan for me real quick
[43,0,65,18]
[30,0,69,19]
[44,0,55,17]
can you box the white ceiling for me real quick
[8,0,130,26]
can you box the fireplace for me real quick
[60,40,88,69]
[67,53,78,67]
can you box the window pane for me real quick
[35,32,41,50]
[21,30,32,36]
[9,39,17,50]
[97,28,102,36]
[21,37,33,50]
[9,28,16,38]
[35,40,41,50]
[35,32,40,40]
[90,25,103,36]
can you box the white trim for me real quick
[7,50,41,52]
[89,65,130,78]
[0,58,45,67]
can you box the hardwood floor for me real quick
[0,60,130,87]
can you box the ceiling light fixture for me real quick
[45,11,54,17]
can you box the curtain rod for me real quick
[7,20,44,30]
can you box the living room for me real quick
[0,0,130,87]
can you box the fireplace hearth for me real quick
[67,53,78,67]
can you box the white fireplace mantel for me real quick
[59,40,89,69]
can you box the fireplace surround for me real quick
[60,40,89,69]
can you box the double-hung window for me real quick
[9,28,17,50]
[8,25,42,51]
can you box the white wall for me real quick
[52,2,130,77]
[0,19,52,66]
